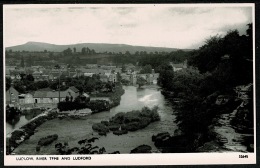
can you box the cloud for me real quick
[4,5,253,49]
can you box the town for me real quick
[6,56,187,109]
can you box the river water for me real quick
[12,86,178,154]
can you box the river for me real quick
[12,85,178,154]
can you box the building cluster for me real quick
[5,62,178,109]
[6,86,88,109]
[6,63,162,86]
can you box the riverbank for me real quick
[6,108,58,154]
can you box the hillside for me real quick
[6,42,189,54]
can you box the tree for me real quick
[73,47,76,53]
[140,64,152,74]
[157,64,174,90]
[63,48,72,56]
[20,56,25,67]
[26,74,34,82]
[136,77,147,88]
[125,51,131,56]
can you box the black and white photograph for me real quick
[4,4,256,165]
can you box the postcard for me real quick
[3,3,256,166]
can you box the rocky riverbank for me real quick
[159,83,254,153]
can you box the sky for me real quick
[4,5,253,49]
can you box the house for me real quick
[170,60,187,72]
[65,86,80,100]
[18,93,34,104]
[33,86,80,104]
[48,72,61,81]
[9,71,22,81]
[109,73,118,83]
[6,86,19,105]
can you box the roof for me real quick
[33,90,68,98]
[6,86,19,94]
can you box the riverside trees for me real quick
[160,23,253,137]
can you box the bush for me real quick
[58,102,87,112]
[87,100,110,113]
[92,123,109,133]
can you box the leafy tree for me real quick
[140,64,152,74]
[63,48,72,56]
[157,64,174,90]
[136,76,147,88]
[35,80,49,89]
[81,47,86,55]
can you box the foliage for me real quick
[87,100,110,113]
[160,23,253,135]
[6,77,11,90]
[136,76,147,88]
[92,106,160,135]
[157,64,174,90]
[140,64,152,74]
[6,105,21,121]
[188,24,253,86]
[58,101,88,111]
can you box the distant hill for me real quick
[6,42,190,54]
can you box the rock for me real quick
[152,132,171,142]
[130,145,152,153]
